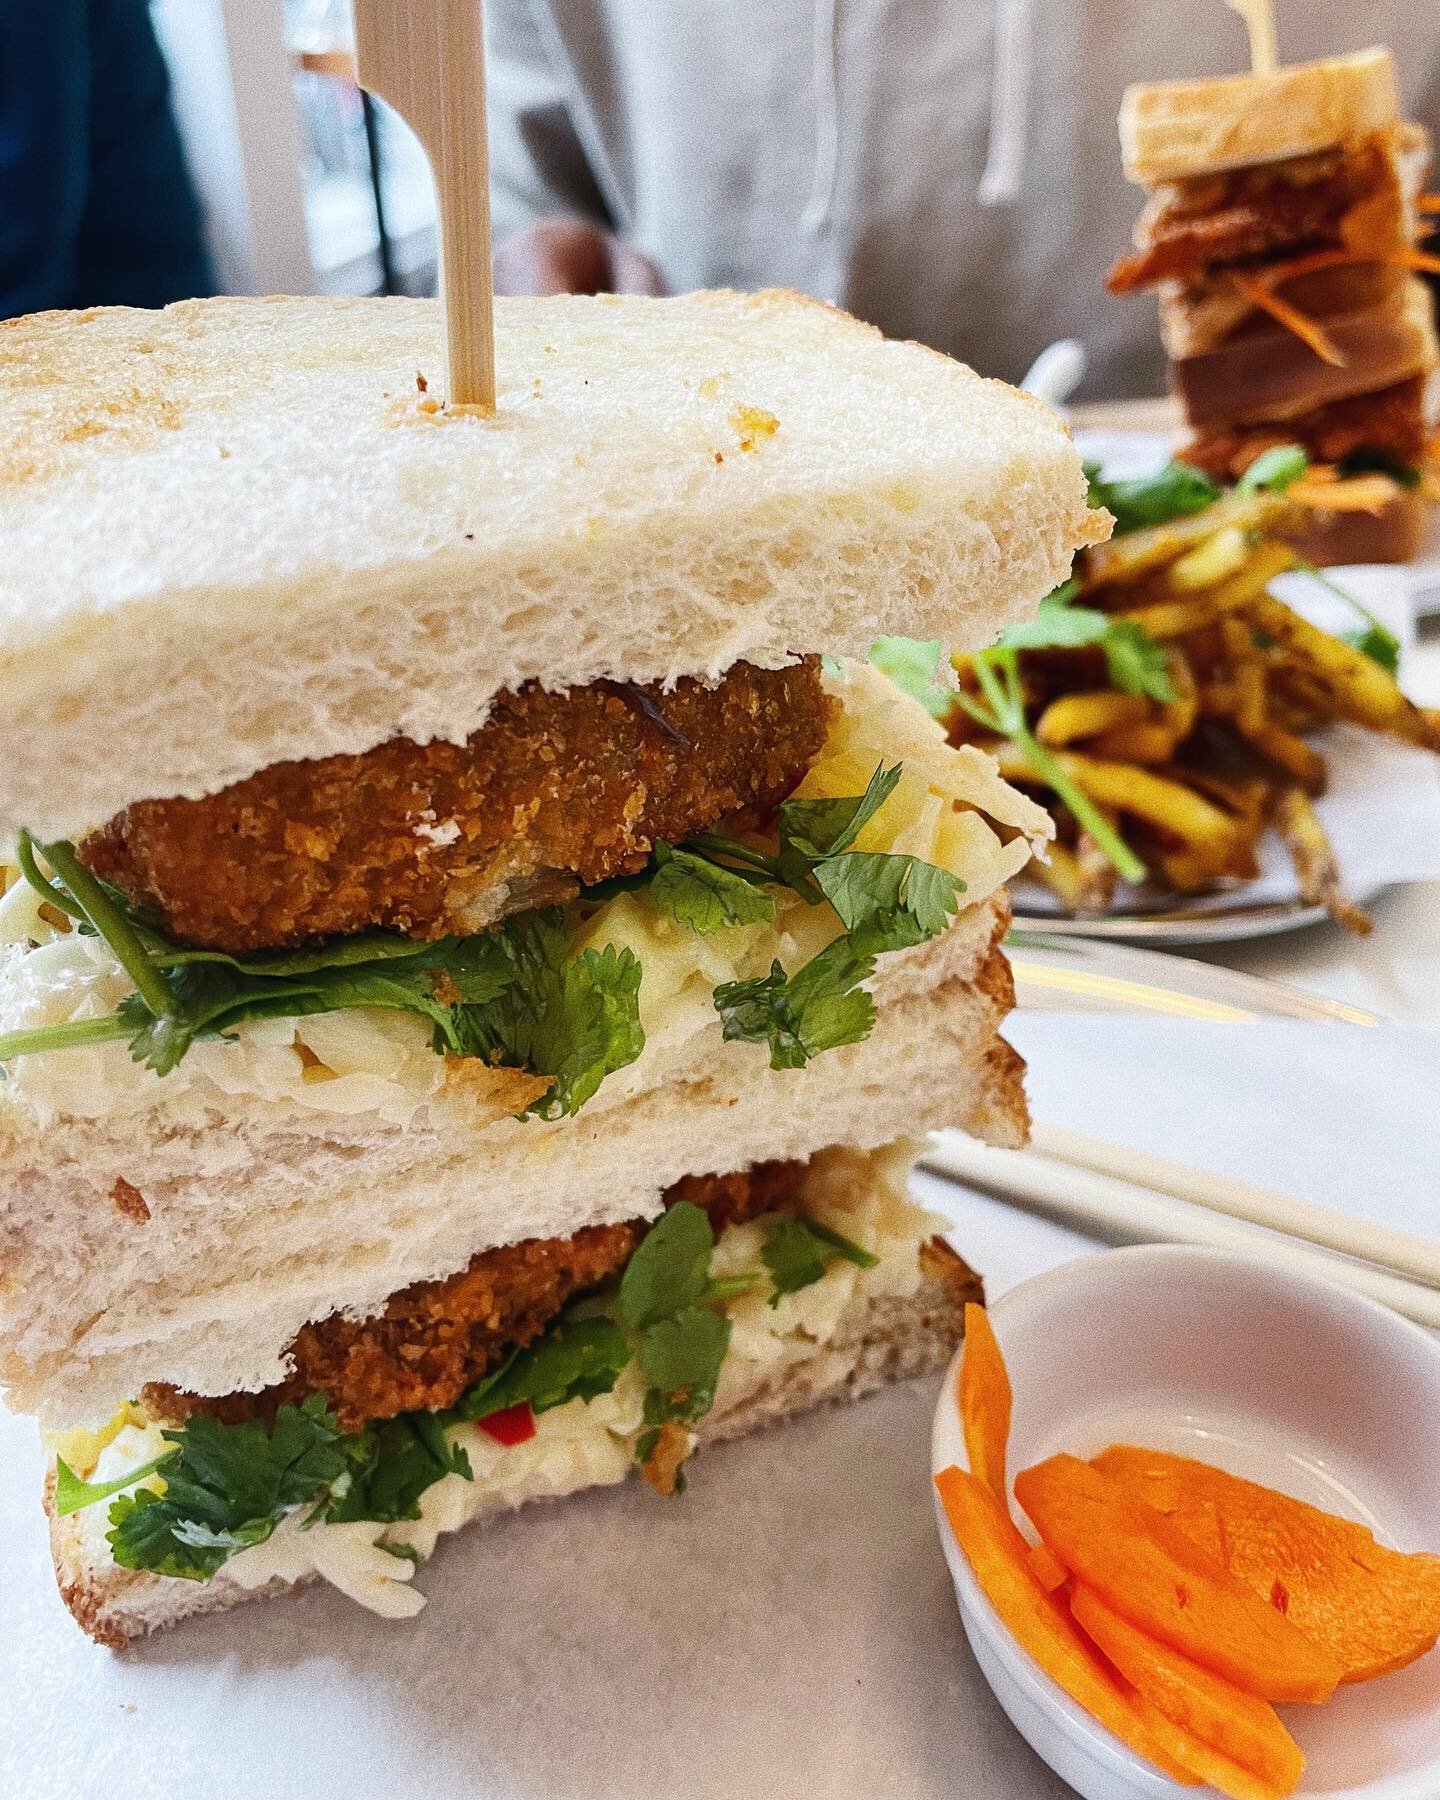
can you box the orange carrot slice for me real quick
[1230,272,1346,366]
[1094,1446,1440,1684]
[1129,1694,1291,1800]
[1014,1455,1342,1703]
[1026,1541,1069,1594]
[1070,1585,1304,1795]
[959,1302,1012,1508]
[934,1466,1200,1785]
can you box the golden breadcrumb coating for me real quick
[83,660,832,952]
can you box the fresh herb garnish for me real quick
[869,635,954,717]
[999,589,1175,703]
[761,1215,879,1305]
[54,1449,179,1516]
[449,1317,630,1421]
[955,648,1147,886]
[647,842,777,934]
[1287,559,1404,677]
[1235,443,1309,494]
[325,1412,472,1526]
[1084,459,1220,535]
[1346,624,1402,675]
[714,939,878,1070]
[618,1201,735,1492]
[692,762,966,1069]
[445,912,644,1118]
[0,853,643,1117]
[105,1395,363,1580]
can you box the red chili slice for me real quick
[476,1402,537,1446]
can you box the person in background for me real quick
[485,1,1440,397]
[0,0,212,320]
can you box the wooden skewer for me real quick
[352,0,496,412]
[1225,0,1279,76]
[920,1130,1440,1332]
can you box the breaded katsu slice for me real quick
[1107,139,1396,292]
[145,1162,808,1432]
[82,658,831,953]
[1178,373,1429,481]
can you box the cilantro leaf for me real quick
[1235,443,1309,494]
[614,1205,738,1491]
[107,1490,239,1581]
[54,1450,177,1516]
[150,931,451,977]
[326,1413,472,1525]
[116,940,514,1078]
[998,591,1175,701]
[105,1394,358,1581]
[451,1316,630,1420]
[77,1314,641,1582]
[778,762,902,864]
[714,933,878,1070]
[999,587,1111,652]
[1347,624,1401,675]
[761,1215,880,1305]
[1101,620,1176,702]
[869,636,954,717]
[812,851,964,945]
[446,911,645,1119]
[648,843,777,934]
[618,1201,715,1331]
[1084,459,1220,534]
[636,1306,731,1423]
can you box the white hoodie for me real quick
[485,0,1440,396]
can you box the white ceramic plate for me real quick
[1009,891,1385,949]
[931,1246,1440,1800]
[1005,933,1379,1025]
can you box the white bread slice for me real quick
[1,893,1020,1425]
[0,289,1102,846]
[1119,48,1399,186]
[45,1154,984,1648]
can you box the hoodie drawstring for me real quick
[805,0,1030,221]
[978,0,1033,206]
[800,0,841,234]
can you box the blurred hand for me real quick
[493,218,666,297]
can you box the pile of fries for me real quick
[942,461,1440,932]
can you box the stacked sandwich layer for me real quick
[1111,48,1437,562]
[0,290,1105,1643]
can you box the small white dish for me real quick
[931,1245,1440,1800]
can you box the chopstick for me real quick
[1029,1123,1440,1291]
[920,1129,1440,1331]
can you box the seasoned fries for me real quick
[942,462,1439,932]
[1272,788,1375,937]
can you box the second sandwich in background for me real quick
[1110,45,1437,563]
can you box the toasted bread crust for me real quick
[1119,49,1399,185]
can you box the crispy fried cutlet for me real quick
[81,659,832,953]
